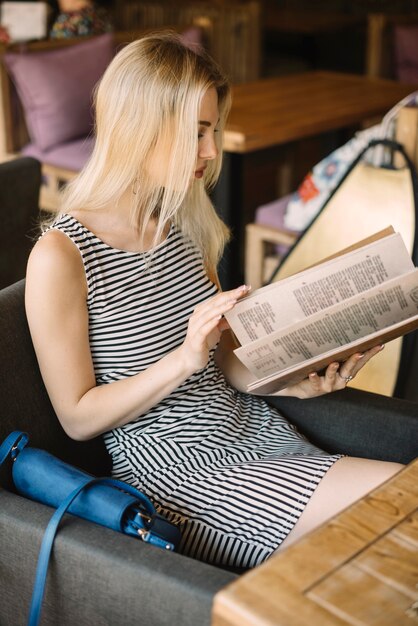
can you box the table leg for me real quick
[212,148,291,289]
[211,152,238,290]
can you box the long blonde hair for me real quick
[58,31,231,278]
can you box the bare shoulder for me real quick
[26,227,87,311]
[27,228,85,288]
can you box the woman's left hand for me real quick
[277,345,384,399]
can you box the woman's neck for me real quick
[69,191,168,254]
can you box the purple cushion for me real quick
[394,25,418,83]
[255,195,294,230]
[180,26,203,51]
[22,136,94,171]
[255,195,299,257]
[4,33,114,152]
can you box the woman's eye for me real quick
[198,126,219,139]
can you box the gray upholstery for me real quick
[0,157,42,290]
[0,279,111,491]
[0,491,234,626]
[267,390,418,465]
[0,279,417,626]
[0,279,237,625]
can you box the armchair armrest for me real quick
[245,222,298,289]
[0,490,236,626]
[265,388,418,464]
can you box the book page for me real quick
[246,314,418,394]
[234,268,418,379]
[226,232,413,345]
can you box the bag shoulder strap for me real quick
[28,476,167,626]
[28,479,95,626]
[274,138,418,279]
[0,431,28,467]
[28,478,105,626]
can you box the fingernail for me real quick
[357,353,364,359]
[380,344,385,350]
[238,284,251,292]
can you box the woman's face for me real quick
[145,87,220,188]
[194,87,219,180]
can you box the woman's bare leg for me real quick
[279,457,404,550]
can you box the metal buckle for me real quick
[137,528,150,541]
[137,511,152,526]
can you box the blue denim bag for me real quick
[0,431,181,626]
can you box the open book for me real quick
[225,227,418,394]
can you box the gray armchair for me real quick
[0,279,417,626]
[0,157,41,290]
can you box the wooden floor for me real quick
[212,458,418,626]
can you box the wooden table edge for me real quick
[212,458,418,626]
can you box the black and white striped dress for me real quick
[52,214,340,569]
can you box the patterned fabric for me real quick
[284,91,418,232]
[51,213,340,569]
[50,5,113,39]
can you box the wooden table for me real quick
[212,458,418,626]
[224,71,415,153]
[214,71,417,288]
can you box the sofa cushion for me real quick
[0,490,237,626]
[4,33,114,152]
[22,136,95,171]
[394,25,418,83]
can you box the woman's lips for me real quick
[195,167,206,179]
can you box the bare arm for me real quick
[214,328,256,391]
[25,231,248,441]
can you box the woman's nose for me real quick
[199,135,218,160]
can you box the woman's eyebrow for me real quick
[198,118,221,127]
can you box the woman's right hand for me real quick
[178,284,250,373]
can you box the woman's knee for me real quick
[279,456,404,549]
[307,456,403,515]
[331,456,403,491]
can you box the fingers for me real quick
[195,314,223,342]
[337,345,385,383]
[335,352,364,385]
[317,345,385,392]
[194,285,251,312]
[290,344,386,399]
[218,317,230,332]
[311,361,343,392]
[184,285,252,367]
[191,284,251,327]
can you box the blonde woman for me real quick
[25,33,402,569]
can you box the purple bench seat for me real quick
[22,136,94,172]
